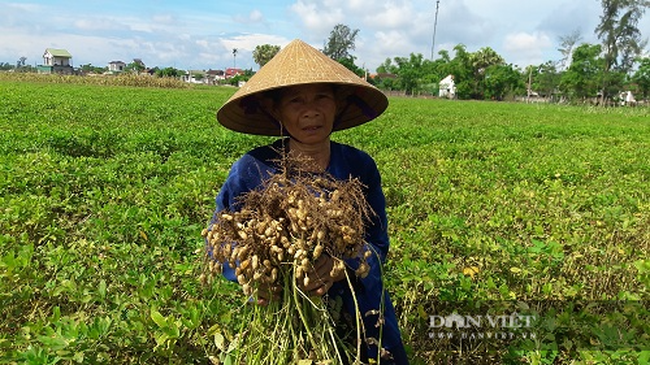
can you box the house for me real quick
[619,91,637,106]
[108,61,127,73]
[37,48,74,74]
[181,69,229,85]
[439,74,456,99]
[206,69,225,83]
[371,73,398,80]
[225,68,244,79]
[132,58,146,68]
[183,70,208,84]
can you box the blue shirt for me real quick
[210,139,408,364]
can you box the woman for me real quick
[210,39,408,364]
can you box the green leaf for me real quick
[150,310,167,328]
[98,279,107,300]
[214,332,225,351]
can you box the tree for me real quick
[557,29,583,71]
[632,56,650,99]
[253,44,281,68]
[595,0,650,101]
[472,47,505,74]
[125,61,145,74]
[484,63,523,101]
[336,57,364,77]
[323,24,359,61]
[374,58,399,90]
[80,63,107,74]
[449,46,506,99]
[0,62,15,71]
[16,56,27,68]
[393,53,426,95]
[156,67,182,78]
[447,44,476,99]
[559,43,604,101]
[527,61,562,100]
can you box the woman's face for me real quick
[275,83,337,145]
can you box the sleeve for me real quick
[363,156,390,264]
[212,158,249,220]
[340,150,402,361]
[206,155,263,282]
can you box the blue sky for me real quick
[2,0,649,72]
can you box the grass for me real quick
[1,76,648,364]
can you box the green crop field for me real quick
[1,75,648,364]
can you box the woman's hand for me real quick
[255,283,281,306]
[253,254,346,305]
[301,254,346,296]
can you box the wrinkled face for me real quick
[274,83,337,145]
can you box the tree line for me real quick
[252,0,650,104]
[4,0,648,103]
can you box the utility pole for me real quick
[233,48,238,68]
[431,0,440,60]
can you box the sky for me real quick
[2,0,649,73]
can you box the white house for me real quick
[38,48,74,74]
[439,74,456,99]
[620,91,637,106]
[108,61,126,73]
[43,48,72,67]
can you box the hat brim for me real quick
[216,39,388,136]
[217,82,387,136]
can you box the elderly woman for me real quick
[210,39,408,364]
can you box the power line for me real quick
[431,0,441,60]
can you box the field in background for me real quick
[1,78,648,364]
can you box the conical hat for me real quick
[216,39,388,136]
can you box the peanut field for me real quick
[1,75,648,364]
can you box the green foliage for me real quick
[595,0,650,74]
[393,53,427,96]
[1,61,16,71]
[252,44,281,68]
[80,63,108,74]
[527,61,562,99]
[126,60,146,74]
[560,44,604,100]
[1,80,649,364]
[484,63,524,100]
[155,67,183,78]
[632,57,650,99]
[336,56,365,77]
[323,24,359,61]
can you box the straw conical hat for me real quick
[216,39,388,136]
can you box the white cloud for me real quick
[233,9,266,24]
[290,0,344,33]
[5,2,43,12]
[370,2,415,29]
[249,10,264,22]
[503,31,553,66]
[152,14,176,25]
[504,32,552,54]
[221,33,290,52]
